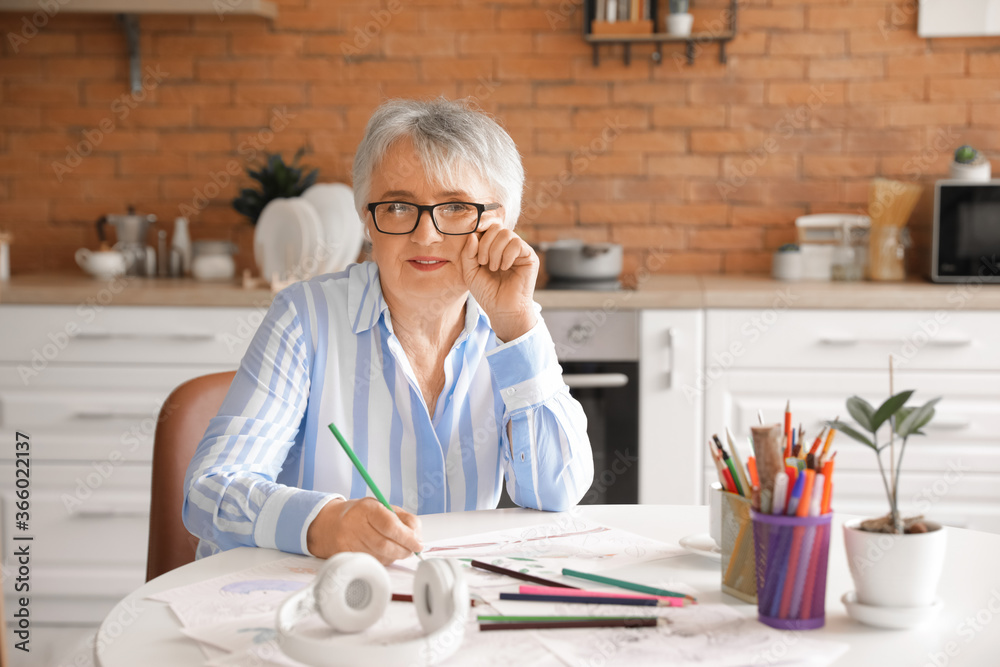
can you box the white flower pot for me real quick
[949,160,992,181]
[666,13,694,36]
[842,519,947,608]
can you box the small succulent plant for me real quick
[954,145,986,165]
[232,148,319,226]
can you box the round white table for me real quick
[95,505,1000,666]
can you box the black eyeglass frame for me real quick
[366,201,501,236]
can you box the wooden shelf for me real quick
[584,0,738,67]
[0,0,276,18]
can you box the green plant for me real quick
[954,145,985,165]
[829,390,940,535]
[232,148,319,225]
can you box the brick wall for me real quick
[1,0,997,277]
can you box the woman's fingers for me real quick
[366,502,424,554]
[476,224,505,266]
[500,239,526,271]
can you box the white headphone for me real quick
[276,553,469,667]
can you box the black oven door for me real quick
[496,360,639,508]
[933,182,1000,282]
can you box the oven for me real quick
[932,180,1000,282]
[498,310,639,507]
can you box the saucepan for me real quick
[536,240,623,281]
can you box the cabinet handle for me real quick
[71,411,155,421]
[76,331,219,342]
[563,373,629,389]
[665,327,676,389]
[924,418,971,431]
[819,335,972,347]
[74,506,149,518]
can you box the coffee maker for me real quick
[96,206,157,275]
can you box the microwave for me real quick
[932,180,1000,283]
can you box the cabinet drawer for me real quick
[0,463,150,571]
[0,304,261,365]
[0,366,235,461]
[706,309,1000,371]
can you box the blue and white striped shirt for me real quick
[183,261,593,559]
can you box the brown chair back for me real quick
[146,370,236,582]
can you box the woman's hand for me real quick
[306,497,423,564]
[460,221,539,342]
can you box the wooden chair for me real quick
[146,370,236,582]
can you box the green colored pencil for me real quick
[328,421,423,559]
[561,568,696,603]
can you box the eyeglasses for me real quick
[367,201,501,236]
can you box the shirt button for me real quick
[506,388,515,396]
[519,453,525,462]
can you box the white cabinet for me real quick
[704,309,1000,533]
[639,310,704,505]
[0,305,257,649]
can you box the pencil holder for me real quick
[720,491,756,604]
[751,510,833,630]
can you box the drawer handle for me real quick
[819,335,972,347]
[924,418,971,431]
[563,373,629,389]
[72,411,155,421]
[74,506,149,518]
[76,331,219,342]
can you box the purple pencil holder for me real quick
[750,509,833,630]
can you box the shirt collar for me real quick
[347,261,490,337]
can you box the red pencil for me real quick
[784,400,792,458]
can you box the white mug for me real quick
[75,248,126,279]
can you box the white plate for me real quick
[678,533,722,561]
[254,197,324,281]
[301,183,365,274]
[841,591,943,630]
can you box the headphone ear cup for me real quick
[412,558,466,635]
[314,552,390,633]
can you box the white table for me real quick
[95,505,1000,666]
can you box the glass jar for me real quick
[191,240,238,281]
[868,227,909,281]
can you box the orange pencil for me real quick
[821,418,838,457]
[784,400,792,458]
[796,469,816,518]
[808,426,827,456]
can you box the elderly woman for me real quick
[183,98,593,565]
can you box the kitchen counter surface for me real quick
[1,272,998,310]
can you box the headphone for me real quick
[276,553,469,667]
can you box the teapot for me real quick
[96,206,156,275]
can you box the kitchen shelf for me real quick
[584,0,738,67]
[0,0,276,93]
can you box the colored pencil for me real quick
[725,427,752,499]
[394,593,478,607]
[561,568,696,603]
[821,418,838,457]
[519,585,684,607]
[478,615,644,622]
[499,593,663,607]
[784,400,792,458]
[329,421,423,560]
[480,617,664,631]
[471,560,578,590]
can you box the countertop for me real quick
[1,272,999,310]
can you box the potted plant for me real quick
[829,385,946,620]
[666,0,694,36]
[949,144,991,182]
[232,148,319,226]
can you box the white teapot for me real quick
[75,248,126,279]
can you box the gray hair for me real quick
[352,98,524,229]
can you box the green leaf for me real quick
[846,396,875,432]
[871,389,915,431]
[828,420,876,450]
[896,397,941,438]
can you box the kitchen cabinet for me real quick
[639,310,704,505]
[0,304,257,657]
[703,309,1000,533]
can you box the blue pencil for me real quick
[499,593,664,607]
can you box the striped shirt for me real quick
[183,261,593,559]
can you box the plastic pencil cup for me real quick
[750,509,833,630]
[720,491,756,603]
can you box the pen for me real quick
[713,434,745,497]
[772,471,789,516]
[809,473,825,517]
[795,469,816,518]
[786,471,806,516]
[329,421,424,560]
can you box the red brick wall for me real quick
[1,0,997,277]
